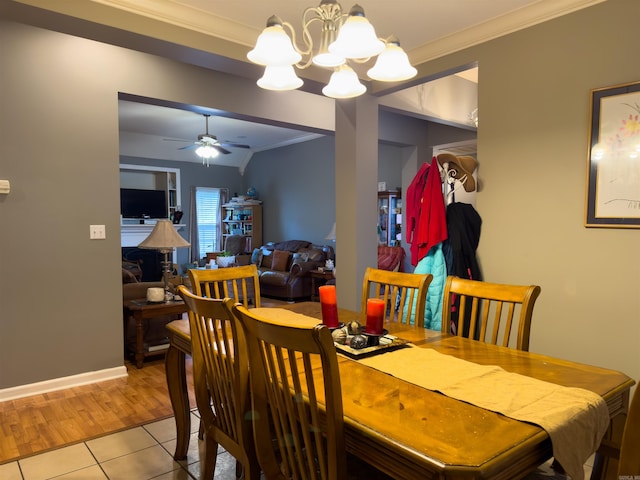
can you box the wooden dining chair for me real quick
[177,286,259,480]
[232,304,346,480]
[596,381,640,477]
[188,264,260,307]
[360,267,433,327]
[233,305,393,480]
[442,276,541,351]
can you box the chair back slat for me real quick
[177,286,258,480]
[442,276,541,351]
[360,267,433,327]
[189,264,261,307]
[233,305,347,480]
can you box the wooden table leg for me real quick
[134,311,145,368]
[165,343,190,460]
[311,275,319,301]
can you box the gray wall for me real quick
[0,18,334,389]
[245,136,336,247]
[432,0,640,381]
[378,144,403,192]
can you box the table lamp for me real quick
[325,222,336,242]
[138,219,190,301]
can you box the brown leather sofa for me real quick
[251,240,335,301]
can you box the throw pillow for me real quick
[260,250,273,269]
[271,250,291,271]
[251,248,261,265]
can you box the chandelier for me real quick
[247,0,417,99]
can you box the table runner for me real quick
[359,347,609,480]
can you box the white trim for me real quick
[120,163,178,174]
[0,366,128,402]
[411,0,606,64]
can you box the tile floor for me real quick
[0,409,242,480]
[0,408,595,480]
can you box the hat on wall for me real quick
[436,153,478,192]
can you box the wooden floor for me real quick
[0,296,289,465]
[0,357,196,465]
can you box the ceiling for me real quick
[107,0,601,169]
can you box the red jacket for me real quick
[405,158,447,266]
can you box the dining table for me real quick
[165,301,633,480]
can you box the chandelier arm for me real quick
[281,20,314,69]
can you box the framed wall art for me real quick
[586,80,640,228]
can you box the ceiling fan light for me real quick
[247,17,302,66]
[322,65,366,99]
[367,41,417,81]
[196,144,219,160]
[257,65,304,91]
[329,6,384,59]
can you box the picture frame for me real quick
[585,80,640,228]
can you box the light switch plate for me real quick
[90,224,106,239]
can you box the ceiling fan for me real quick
[172,114,251,160]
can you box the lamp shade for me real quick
[312,28,345,67]
[138,220,190,252]
[322,65,366,99]
[328,7,384,59]
[247,17,302,66]
[367,41,417,81]
[325,222,336,241]
[257,65,304,91]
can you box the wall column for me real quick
[334,95,379,311]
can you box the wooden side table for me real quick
[309,269,335,301]
[123,299,188,368]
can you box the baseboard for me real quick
[0,366,128,402]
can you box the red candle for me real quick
[319,285,339,328]
[366,298,386,334]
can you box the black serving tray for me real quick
[335,333,410,360]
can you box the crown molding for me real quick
[91,0,258,45]
[409,0,606,64]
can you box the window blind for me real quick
[195,187,221,255]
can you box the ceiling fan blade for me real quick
[163,138,191,142]
[178,144,198,151]
[219,142,251,149]
[214,145,232,155]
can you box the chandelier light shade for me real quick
[312,24,344,67]
[322,64,366,98]
[247,0,416,98]
[327,5,384,59]
[247,16,302,66]
[367,37,417,81]
[257,65,304,91]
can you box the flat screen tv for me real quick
[120,188,167,219]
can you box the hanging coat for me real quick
[444,202,482,281]
[443,202,482,338]
[405,159,447,266]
